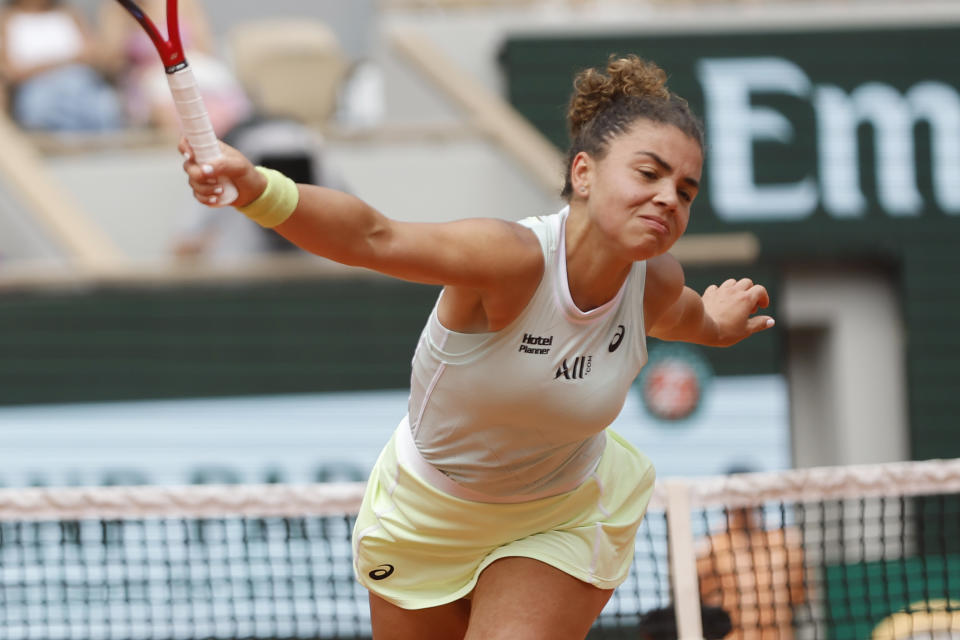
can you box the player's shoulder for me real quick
[516,210,569,253]
[516,209,564,231]
[646,253,685,300]
[500,218,546,272]
[461,216,541,247]
[447,217,544,274]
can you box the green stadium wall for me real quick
[0,269,778,407]
[0,278,440,404]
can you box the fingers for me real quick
[709,279,769,306]
[181,155,225,206]
[177,137,192,158]
[183,159,218,186]
[178,138,259,207]
[192,177,225,206]
[747,315,776,333]
[703,277,776,343]
[179,137,229,176]
[743,283,773,333]
[719,277,754,291]
[748,283,770,312]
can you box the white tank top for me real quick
[407,208,649,500]
[5,12,84,69]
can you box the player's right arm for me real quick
[282,185,542,288]
[180,139,544,330]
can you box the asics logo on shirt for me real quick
[609,325,626,353]
[555,355,592,380]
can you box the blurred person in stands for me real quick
[696,471,808,640]
[0,0,123,131]
[180,55,775,639]
[639,605,733,640]
[99,0,250,135]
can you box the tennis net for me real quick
[679,459,960,640]
[1,459,958,640]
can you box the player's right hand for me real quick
[178,138,269,209]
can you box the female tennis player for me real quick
[181,55,773,640]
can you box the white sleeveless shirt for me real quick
[5,12,84,69]
[406,208,649,500]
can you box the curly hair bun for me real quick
[567,55,670,138]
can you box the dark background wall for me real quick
[0,266,780,407]
[0,278,439,405]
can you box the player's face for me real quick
[581,119,703,260]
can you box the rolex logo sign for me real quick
[636,345,712,422]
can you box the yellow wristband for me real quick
[237,167,300,228]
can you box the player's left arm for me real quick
[645,253,775,347]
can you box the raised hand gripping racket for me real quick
[116,0,238,205]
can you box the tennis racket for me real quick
[116,0,238,205]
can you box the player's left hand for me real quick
[701,278,774,346]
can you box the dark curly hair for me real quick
[562,55,704,200]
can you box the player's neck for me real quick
[564,211,631,312]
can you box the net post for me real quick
[665,479,704,640]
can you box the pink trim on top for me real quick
[415,362,445,426]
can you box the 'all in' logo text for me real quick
[555,355,592,380]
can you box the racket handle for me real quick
[167,66,238,206]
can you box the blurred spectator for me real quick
[99,0,251,135]
[171,114,350,262]
[639,605,733,640]
[696,502,807,640]
[0,0,124,132]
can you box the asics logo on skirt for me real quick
[369,564,395,580]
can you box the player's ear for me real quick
[570,151,593,196]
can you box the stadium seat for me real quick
[228,19,348,126]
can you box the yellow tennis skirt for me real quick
[351,422,656,609]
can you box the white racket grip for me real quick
[167,66,238,206]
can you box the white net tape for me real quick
[0,482,367,522]
[3,458,959,522]
[689,457,960,508]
